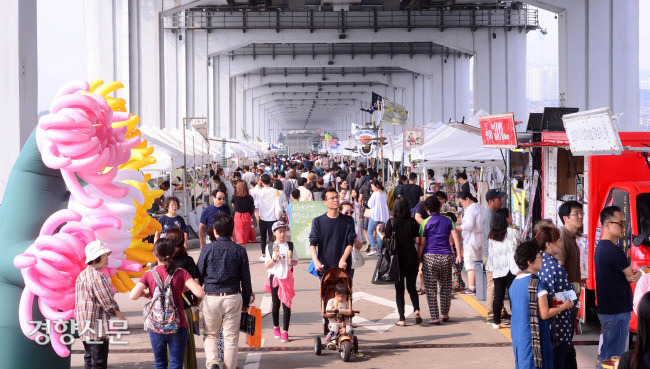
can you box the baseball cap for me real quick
[84,240,112,264]
[485,189,505,201]
[272,221,288,232]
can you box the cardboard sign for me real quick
[381,98,409,125]
[562,107,623,155]
[479,113,517,149]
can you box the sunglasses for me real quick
[342,211,354,215]
[607,220,625,228]
[216,197,225,200]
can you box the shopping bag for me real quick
[351,247,365,269]
[245,305,262,348]
[371,246,400,284]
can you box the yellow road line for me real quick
[457,293,512,341]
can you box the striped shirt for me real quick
[74,266,120,341]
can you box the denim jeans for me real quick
[367,218,384,251]
[598,312,630,369]
[149,326,188,369]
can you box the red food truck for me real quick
[522,120,650,339]
[482,108,650,339]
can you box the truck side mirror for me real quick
[633,234,644,247]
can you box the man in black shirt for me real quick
[400,172,424,210]
[309,188,356,274]
[198,214,253,369]
[595,206,641,365]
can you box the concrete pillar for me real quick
[234,75,245,140]
[84,0,130,106]
[556,0,639,130]
[187,29,209,119]
[136,0,163,127]
[0,0,37,200]
[473,28,527,124]
[244,89,254,141]
[208,56,216,136]
[217,55,231,138]
[253,97,261,141]
[163,28,186,129]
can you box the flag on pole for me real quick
[360,92,384,114]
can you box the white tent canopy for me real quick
[411,112,504,167]
[139,126,214,169]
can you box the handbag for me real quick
[182,294,201,336]
[240,311,256,336]
[351,247,365,269]
[371,220,400,284]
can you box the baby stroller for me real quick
[313,267,360,362]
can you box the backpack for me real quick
[360,181,373,208]
[143,267,180,334]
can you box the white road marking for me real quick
[351,291,413,333]
[243,338,264,369]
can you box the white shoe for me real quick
[259,255,266,261]
[367,250,377,256]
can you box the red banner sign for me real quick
[479,113,518,149]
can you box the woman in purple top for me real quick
[418,196,462,324]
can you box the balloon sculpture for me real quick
[9,79,162,359]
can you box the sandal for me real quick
[414,313,423,324]
[417,288,425,295]
[395,321,406,327]
[428,319,441,325]
[442,316,450,322]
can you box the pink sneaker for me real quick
[273,327,281,338]
[281,331,289,343]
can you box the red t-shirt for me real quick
[139,266,192,328]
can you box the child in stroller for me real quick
[314,267,360,362]
[326,282,352,344]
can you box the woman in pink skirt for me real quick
[231,180,256,247]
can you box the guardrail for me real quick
[163,6,538,31]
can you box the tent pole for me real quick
[182,121,188,225]
[193,136,196,210]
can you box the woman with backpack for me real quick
[130,238,205,369]
[167,228,201,369]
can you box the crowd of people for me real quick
[72,153,650,369]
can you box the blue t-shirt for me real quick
[200,205,232,229]
[419,213,454,255]
[595,239,633,315]
[159,215,189,237]
[537,252,573,345]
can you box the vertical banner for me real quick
[403,127,425,149]
[289,201,328,259]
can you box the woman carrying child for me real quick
[265,221,298,343]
